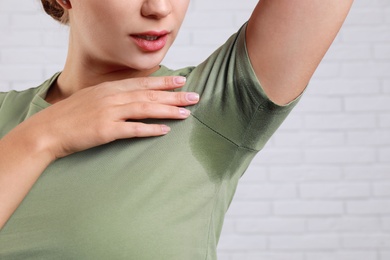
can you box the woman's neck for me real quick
[45,51,160,104]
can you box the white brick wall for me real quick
[1,1,389,259]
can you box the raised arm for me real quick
[246,0,354,105]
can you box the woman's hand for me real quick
[26,76,199,159]
[0,76,198,229]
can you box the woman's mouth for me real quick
[131,32,169,52]
[136,35,160,41]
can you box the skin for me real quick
[48,0,190,102]
[0,0,354,229]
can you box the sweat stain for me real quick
[189,115,240,183]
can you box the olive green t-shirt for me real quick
[0,25,300,259]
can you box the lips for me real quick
[131,31,169,52]
[136,35,160,41]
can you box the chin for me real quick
[128,57,164,71]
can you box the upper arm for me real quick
[246,0,354,105]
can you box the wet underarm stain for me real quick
[189,117,239,183]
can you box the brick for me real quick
[384,80,390,94]
[11,14,59,29]
[43,67,66,79]
[347,130,390,145]
[342,26,390,43]
[386,8,390,23]
[344,165,390,180]
[1,49,44,64]
[324,43,372,61]
[195,0,258,11]
[342,61,390,77]
[226,201,271,217]
[374,44,390,59]
[312,62,341,78]
[274,201,344,216]
[230,252,304,260]
[269,166,342,182]
[274,131,345,147]
[234,183,297,200]
[220,219,236,235]
[304,148,376,164]
[379,148,390,163]
[300,183,371,199]
[294,96,343,113]
[306,251,377,260]
[276,114,304,130]
[233,12,255,27]
[269,235,339,250]
[169,31,191,46]
[193,30,237,46]
[0,31,41,47]
[183,13,234,29]
[236,218,305,234]
[345,96,390,111]
[345,0,375,8]
[0,14,10,28]
[218,234,267,250]
[347,200,390,215]
[239,166,267,182]
[373,183,390,197]
[11,80,46,92]
[42,31,69,47]
[0,0,39,12]
[307,217,381,232]
[309,79,382,96]
[376,0,390,8]
[1,49,67,65]
[163,46,216,66]
[0,66,42,81]
[342,234,390,249]
[0,83,10,92]
[383,218,390,231]
[216,252,231,260]
[381,251,390,260]
[344,9,385,25]
[253,148,303,165]
[304,114,376,130]
[380,114,390,128]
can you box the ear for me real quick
[56,0,72,10]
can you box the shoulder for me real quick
[0,88,38,109]
[0,86,44,110]
[0,73,60,110]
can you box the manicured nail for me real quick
[174,76,186,85]
[186,93,199,102]
[161,125,171,134]
[179,108,190,117]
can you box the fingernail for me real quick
[174,76,186,85]
[186,93,200,102]
[161,125,171,134]
[179,108,190,117]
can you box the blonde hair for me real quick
[41,0,69,24]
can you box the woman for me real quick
[0,0,353,259]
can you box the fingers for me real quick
[102,76,199,106]
[117,103,191,120]
[121,90,199,106]
[116,76,187,92]
[115,122,171,139]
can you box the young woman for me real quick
[0,0,353,259]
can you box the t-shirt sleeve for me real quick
[184,23,303,151]
[0,92,6,109]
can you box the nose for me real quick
[141,0,172,19]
